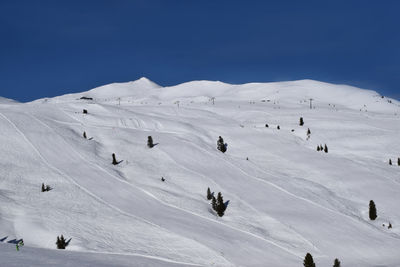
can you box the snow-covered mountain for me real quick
[1,78,399,266]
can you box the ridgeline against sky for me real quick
[0,0,399,102]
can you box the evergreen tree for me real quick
[324,144,328,153]
[207,187,213,200]
[317,146,320,151]
[211,196,217,211]
[398,158,400,166]
[41,183,45,192]
[277,125,280,130]
[303,253,316,267]
[307,128,311,135]
[300,117,304,126]
[56,235,66,249]
[389,159,392,165]
[216,192,226,217]
[147,136,154,148]
[369,200,377,220]
[217,136,227,153]
[83,131,87,139]
[333,258,341,267]
[112,153,118,165]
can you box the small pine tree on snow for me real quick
[333,258,341,267]
[389,159,392,165]
[83,131,87,139]
[56,235,67,249]
[217,136,227,153]
[216,192,227,217]
[265,124,269,128]
[300,117,304,126]
[369,200,377,220]
[211,196,217,211]
[307,128,311,135]
[324,144,328,153]
[147,136,154,148]
[83,109,88,114]
[207,187,213,200]
[277,125,280,130]
[398,158,400,166]
[303,253,316,267]
[41,183,45,192]
[317,146,320,151]
[112,153,118,165]
[388,222,392,229]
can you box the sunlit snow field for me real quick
[1,78,399,266]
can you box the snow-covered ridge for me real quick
[44,78,399,114]
[1,78,400,266]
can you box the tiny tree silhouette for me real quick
[56,235,68,249]
[324,144,328,153]
[333,258,341,267]
[112,153,118,165]
[317,146,321,151]
[389,159,392,165]
[217,136,227,153]
[83,109,88,114]
[211,196,217,211]
[41,183,45,192]
[303,253,316,267]
[215,192,227,217]
[307,128,311,135]
[299,117,304,126]
[277,125,280,130]
[398,158,400,166]
[207,187,213,200]
[83,131,87,139]
[147,136,154,148]
[369,200,377,220]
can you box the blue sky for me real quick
[1,0,399,102]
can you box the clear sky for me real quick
[1,0,399,102]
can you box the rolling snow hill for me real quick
[1,78,400,266]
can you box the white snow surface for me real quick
[1,78,400,266]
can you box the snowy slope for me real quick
[1,78,400,266]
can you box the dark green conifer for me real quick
[147,136,154,148]
[333,258,341,267]
[207,187,212,200]
[112,153,118,165]
[300,117,304,126]
[369,200,377,220]
[216,192,226,217]
[211,196,217,211]
[324,144,328,153]
[303,253,316,267]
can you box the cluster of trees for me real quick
[41,183,52,192]
[317,144,328,153]
[111,136,157,165]
[207,188,227,217]
[388,158,400,166]
[56,235,71,249]
[303,253,341,267]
